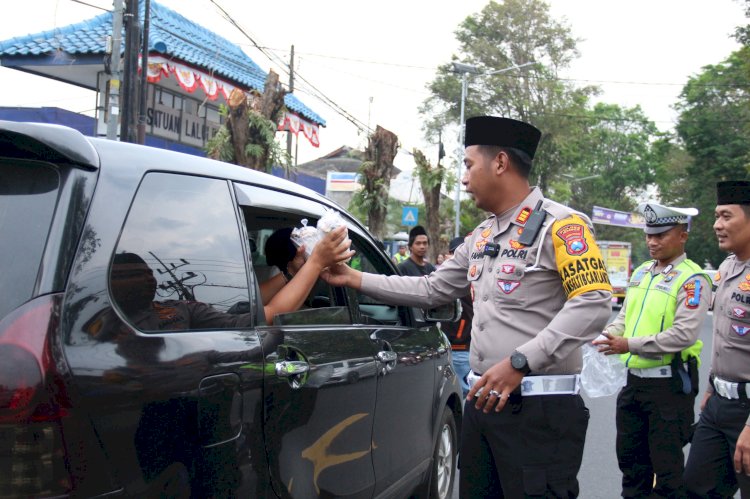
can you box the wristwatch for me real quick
[510,351,531,375]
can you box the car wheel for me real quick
[429,407,457,499]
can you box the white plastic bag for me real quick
[580,336,627,397]
[290,209,350,261]
[290,219,321,259]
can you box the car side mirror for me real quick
[424,300,461,323]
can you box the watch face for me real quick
[511,352,527,370]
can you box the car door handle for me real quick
[377,351,397,363]
[275,360,310,378]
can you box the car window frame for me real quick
[233,182,353,327]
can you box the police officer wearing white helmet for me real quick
[594,202,710,498]
[685,180,750,498]
[322,116,612,498]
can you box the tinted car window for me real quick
[111,173,251,332]
[0,160,60,319]
[348,235,408,326]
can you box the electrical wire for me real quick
[207,0,372,133]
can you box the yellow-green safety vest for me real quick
[620,258,707,369]
[393,252,408,264]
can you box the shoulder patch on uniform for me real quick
[552,214,612,299]
[555,223,588,255]
[684,279,701,309]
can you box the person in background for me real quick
[685,180,750,498]
[594,202,710,499]
[442,235,473,396]
[321,116,612,498]
[392,241,408,265]
[398,225,435,277]
[435,253,446,267]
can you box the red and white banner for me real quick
[278,111,320,147]
[144,56,235,100]
[142,56,320,147]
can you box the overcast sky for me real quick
[0,0,744,169]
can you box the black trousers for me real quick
[684,392,750,498]
[616,373,694,499]
[459,394,589,498]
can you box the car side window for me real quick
[348,234,409,327]
[237,202,349,326]
[110,173,252,332]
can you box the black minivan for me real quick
[0,121,462,498]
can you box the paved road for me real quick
[451,311,723,498]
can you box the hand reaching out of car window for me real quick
[263,226,354,322]
[307,226,355,270]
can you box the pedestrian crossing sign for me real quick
[402,206,418,226]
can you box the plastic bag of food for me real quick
[580,336,627,398]
[290,209,350,261]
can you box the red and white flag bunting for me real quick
[142,56,320,147]
[278,111,320,147]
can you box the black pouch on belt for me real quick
[687,356,699,396]
[671,354,692,395]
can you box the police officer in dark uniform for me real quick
[685,180,750,498]
[322,116,613,498]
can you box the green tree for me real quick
[554,103,660,216]
[206,70,290,172]
[735,0,750,46]
[420,0,598,191]
[674,47,750,267]
[351,126,399,240]
[412,148,452,261]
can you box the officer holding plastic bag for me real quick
[322,116,613,498]
[594,202,710,499]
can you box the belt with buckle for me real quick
[712,376,750,400]
[629,365,672,378]
[467,371,580,396]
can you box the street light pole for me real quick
[106,0,124,140]
[451,61,535,237]
[454,70,468,238]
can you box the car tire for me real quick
[427,407,457,499]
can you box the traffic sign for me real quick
[402,206,418,226]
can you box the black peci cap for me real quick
[265,227,297,271]
[717,180,750,205]
[464,116,542,159]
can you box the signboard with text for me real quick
[591,206,645,229]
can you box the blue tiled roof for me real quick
[0,1,324,125]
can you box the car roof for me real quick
[86,136,334,205]
[1,120,352,220]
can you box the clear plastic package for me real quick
[580,336,627,398]
[290,209,350,261]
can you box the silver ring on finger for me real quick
[489,389,501,398]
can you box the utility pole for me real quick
[285,45,295,165]
[105,0,124,140]
[120,0,140,143]
[136,0,151,145]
